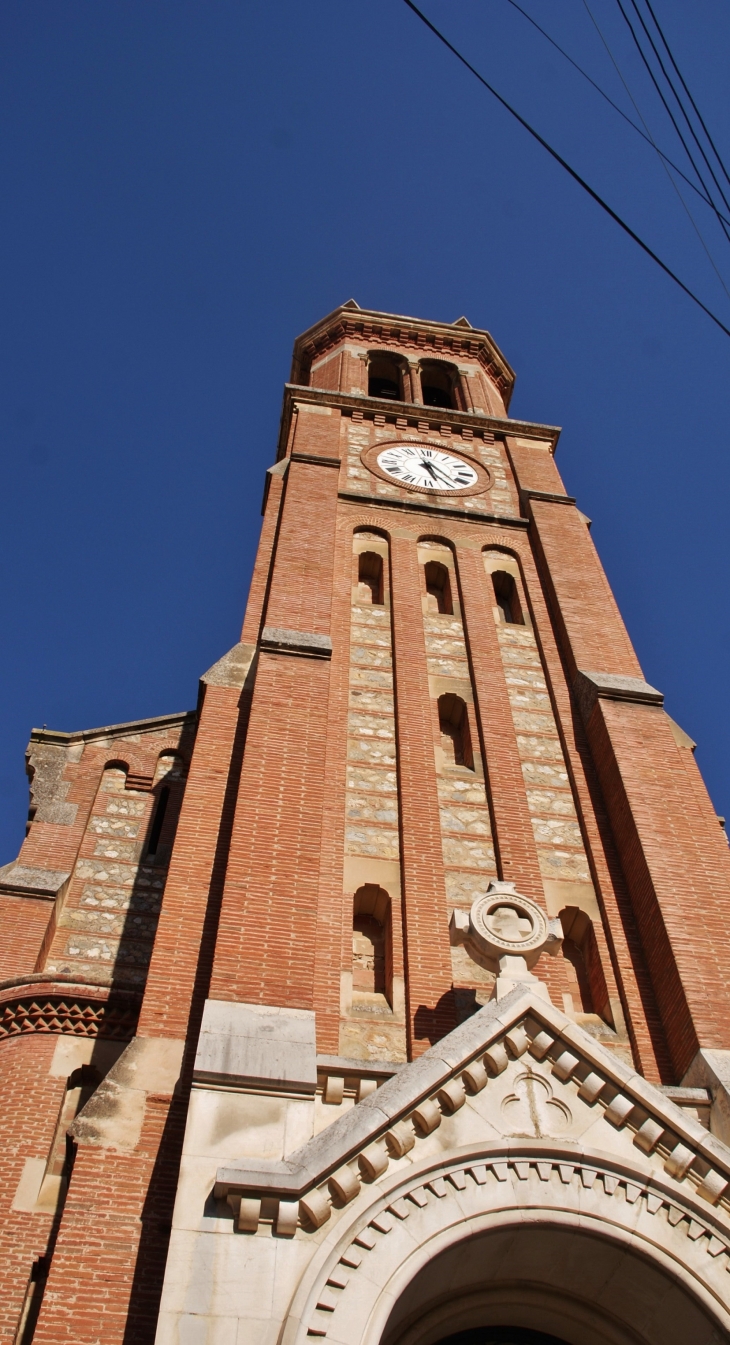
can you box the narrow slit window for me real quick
[353,915,386,995]
[147,787,169,856]
[424,560,453,615]
[357,551,384,605]
[562,937,594,1014]
[492,570,524,624]
[438,694,474,770]
[352,885,393,1011]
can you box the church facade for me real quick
[2,301,730,1344]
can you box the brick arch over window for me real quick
[103,740,191,794]
[352,528,391,607]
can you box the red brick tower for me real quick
[3,302,730,1345]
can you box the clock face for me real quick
[376,443,479,492]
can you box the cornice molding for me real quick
[337,491,529,529]
[29,710,197,748]
[289,304,516,406]
[276,385,560,463]
[214,987,730,1238]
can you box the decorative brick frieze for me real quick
[0,978,140,1040]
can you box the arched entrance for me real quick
[379,1219,723,1345]
[435,1333,568,1345]
[284,1146,730,1345]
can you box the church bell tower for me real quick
[5,301,730,1345]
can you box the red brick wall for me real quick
[527,497,641,680]
[0,1034,64,1345]
[0,895,52,978]
[588,697,730,1076]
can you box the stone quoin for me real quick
[2,302,730,1345]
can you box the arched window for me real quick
[146,788,170,857]
[492,570,524,624]
[352,885,392,1009]
[424,560,453,615]
[560,907,611,1024]
[420,361,457,409]
[100,762,129,794]
[562,935,594,1014]
[438,693,474,770]
[154,752,185,782]
[368,354,404,401]
[357,551,384,605]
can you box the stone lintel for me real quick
[0,863,70,900]
[260,627,333,660]
[316,1054,400,1081]
[289,452,341,469]
[521,488,577,506]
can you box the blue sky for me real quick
[1,0,729,860]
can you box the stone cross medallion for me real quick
[449,879,563,1001]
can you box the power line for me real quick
[616,0,730,239]
[628,0,730,210]
[580,0,730,304]
[400,0,730,341]
[642,0,730,194]
[502,0,730,228]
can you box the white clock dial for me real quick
[376,444,479,491]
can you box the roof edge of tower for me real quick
[289,302,516,408]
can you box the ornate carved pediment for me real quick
[214,986,730,1246]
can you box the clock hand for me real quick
[429,462,458,486]
[421,460,439,479]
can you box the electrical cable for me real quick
[642,0,730,194]
[627,0,730,213]
[581,0,730,303]
[616,0,730,237]
[503,0,729,227]
[400,0,730,341]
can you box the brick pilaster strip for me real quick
[517,542,669,1080]
[137,683,247,1039]
[589,697,730,1077]
[208,651,332,1008]
[241,460,289,644]
[310,519,352,1054]
[390,535,455,1054]
[209,453,341,1009]
[522,491,730,1074]
[526,496,641,681]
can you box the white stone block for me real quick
[194,1000,316,1092]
